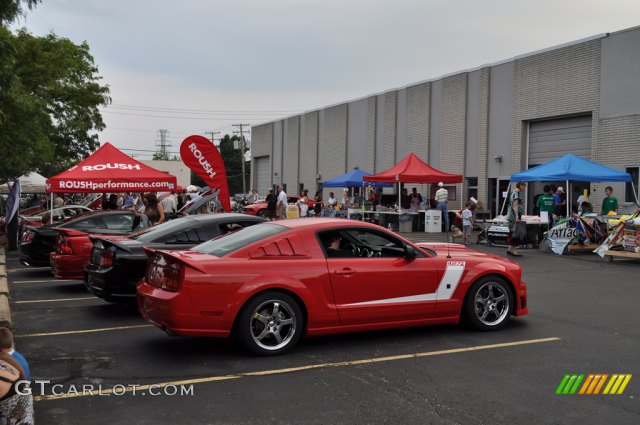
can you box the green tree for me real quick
[0,1,110,183]
[217,134,250,195]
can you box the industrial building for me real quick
[251,25,640,215]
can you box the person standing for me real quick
[506,182,526,257]
[142,193,165,225]
[461,202,474,245]
[161,191,178,219]
[248,189,259,204]
[536,185,555,219]
[297,189,310,217]
[601,186,619,215]
[327,192,337,208]
[312,191,323,217]
[435,182,449,232]
[552,187,566,217]
[265,189,277,220]
[276,186,287,219]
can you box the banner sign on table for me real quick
[547,223,580,255]
[180,135,231,212]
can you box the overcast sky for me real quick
[15,0,640,159]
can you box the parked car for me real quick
[20,205,93,229]
[242,196,315,217]
[85,214,266,302]
[138,218,528,355]
[19,210,143,269]
[49,212,150,279]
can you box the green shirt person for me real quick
[601,186,619,215]
[536,185,555,215]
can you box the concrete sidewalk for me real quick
[0,246,10,327]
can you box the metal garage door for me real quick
[528,115,592,166]
[254,156,270,196]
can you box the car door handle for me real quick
[334,268,355,276]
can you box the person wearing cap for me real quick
[552,187,566,217]
[435,182,449,232]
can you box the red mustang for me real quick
[50,211,149,280]
[138,219,527,355]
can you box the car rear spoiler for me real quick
[88,234,136,254]
[143,247,208,274]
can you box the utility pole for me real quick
[155,129,171,160]
[233,123,250,194]
[204,131,220,147]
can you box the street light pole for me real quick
[233,123,250,194]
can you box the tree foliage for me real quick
[0,0,110,183]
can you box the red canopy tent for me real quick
[364,153,463,211]
[46,142,177,194]
[364,153,463,183]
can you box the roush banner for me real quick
[46,142,177,193]
[180,135,231,212]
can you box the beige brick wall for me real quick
[405,82,431,162]
[440,74,468,210]
[321,104,348,182]
[476,68,491,208]
[299,112,319,191]
[367,97,377,171]
[513,40,601,173]
[282,117,300,192]
[383,92,397,169]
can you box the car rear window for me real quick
[129,219,191,242]
[193,223,286,257]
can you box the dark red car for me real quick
[242,196,316,217]
[138,218,528,355]
[48,211,150,279]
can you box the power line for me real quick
[102,110,277,121]
[104,103,304,114]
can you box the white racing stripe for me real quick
[343,261,466,306]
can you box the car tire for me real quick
[463,276,513,331]
[237,291,303,356]
[256,209,267,218]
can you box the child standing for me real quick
[461,202,474,245]
[0,327,30,380]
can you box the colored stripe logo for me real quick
[556,374,632,395]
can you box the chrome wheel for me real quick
[474,282,510,326]
[249,299,297,351]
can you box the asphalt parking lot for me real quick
[5,241,640,425]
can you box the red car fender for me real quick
[225,273,336,330]
[454,261,521,299]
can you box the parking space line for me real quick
[34,336,560,401]
[11,279,79,283]
[15,324,153,338]
[15,297,97,304]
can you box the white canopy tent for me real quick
[0,172,47,194]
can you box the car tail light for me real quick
[146,254,184,292]
[56,236,74,255]
[22,231,34,243]
[99,249,115,267]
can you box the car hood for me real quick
[416,242,513,263]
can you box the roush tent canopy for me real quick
[323,169,393,188]
[46,142,177,193]
[364,153,463,184]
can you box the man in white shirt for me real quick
[161,192,178,219]
[277,186,288,219]
[435,182,449,232]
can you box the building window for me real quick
[625,166,639,203]
[467,177,478,202]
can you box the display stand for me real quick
[566,243,600,253]
[604,250,640,262]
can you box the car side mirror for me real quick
[404,245,417,260]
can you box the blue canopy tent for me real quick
[508,154,635,216]
[323,170,393,188]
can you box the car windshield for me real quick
[193,223,286,257]
[129,218,190,242]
